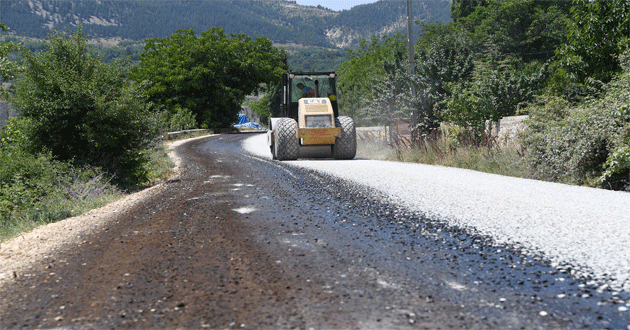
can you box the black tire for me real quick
[274,118,299,160]
[332,116,356,160]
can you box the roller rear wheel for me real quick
[332,116,356,160]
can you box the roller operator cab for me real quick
[267,72,356,160]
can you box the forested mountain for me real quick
[0,0,451,48]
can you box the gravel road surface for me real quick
[0,133,628,329]
[244,132,630,327]
[245,133,630,294]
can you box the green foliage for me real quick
[0,118,33,152]
[14,26,157,187]
[451,0,488,21]
[337,34,407,125]
[558,0,630,85]
[415,22,475,85]
[142,144,176,187]
[167,106,197,132]
[341,0,567,131]
[0,118,117,224]
[132,27,287,129]
[245,96,271,128]
[414,22,476,132]
[441,56,546,137]
[599,145,630,189]
[287,47,348,72]
[522,53,630,189]
[263,80,283,122]
[428,0,571,140]
[0,149,67,218]
[362,51,420,126]
[0,118,178,241]
[96,42,145,64]
[460,0,570,63]
[0,154,122,241]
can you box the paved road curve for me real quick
[0,133,628,329]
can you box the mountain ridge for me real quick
[0,0,452,48]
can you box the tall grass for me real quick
[359,127,529,179]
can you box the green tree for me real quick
[441,55,546,136]
[457,0,570,63]
[414,22,476,132]
[450,0,488,21]
[14,27,157,186]
[362,51,414,126]
[558,0,630,85]
[337,34,407,125]
[245,95,271,128]
[131,28,287,129]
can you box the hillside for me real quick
[0,0,451,48]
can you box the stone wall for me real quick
[486,115,529,140]
[239,105,260,125]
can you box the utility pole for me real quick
[406,0,417,137]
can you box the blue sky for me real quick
[295,0,379,11]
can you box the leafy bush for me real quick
[0,23,21,80]
[558,0,630,85]
[441,56,546,137]
[362,51,415,126]
[414,22,476,133]
[0,150,68,218]
[522,51,630,189]
[337,34,407,125]
[0,118,33,152]
[0,159,121,241]
[245,95,271,128]
[14,26,158,187]
[0,118,121,225]
[599,145,630,189]
[168,106,197,131]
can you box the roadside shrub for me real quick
[441,57,546,138]
[168,105,197,131]
[0,118,119,221]
[143,144,175,186]
[599,145,630,190]
[14,26,158,187]
[0,160,121,241]
[245,95,271,128]
[0,118,34,152]
[521,51,630,188]
[0,150,68,218]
